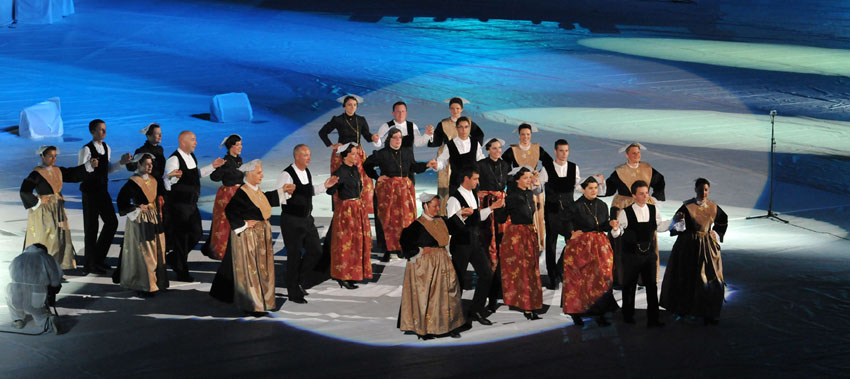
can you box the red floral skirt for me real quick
[207,185,240,260]
[561,231,614,314]
[375,177,416,251]
[499,223,542,311]
[478,190,506,271]
[330,198,373,281]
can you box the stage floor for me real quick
[1,0,849,377]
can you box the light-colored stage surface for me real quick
[0,0,849,376]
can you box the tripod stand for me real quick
[747,110,788,223]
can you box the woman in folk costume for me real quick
[476,137,511,312]
[116,153,168,296]
[201,134,244,260]
[602,142,666,286]
[562,177,620,327]
[398,193,465,340]
[125,123,167,218]
[501,123,552,251]
[20,146,94,270]
[497,166,544,320]
[660,178,729,325]
[224,159,282,315]
[363,127,436,262]
[428,97,484,215]
[327,143,373,290]
[318,94,381,213]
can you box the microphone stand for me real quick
[747,110,788,223]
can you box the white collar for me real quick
[633,202,648,209]
[453,136,471,144]
[39,164,53,171]
[138,173,150,180]
[244,182,259,191]
[92,140,104,146]
[553,159,568,167]
[178,148,193,158]
[626,161,640,169]
[518,143,531,151]
[457,185,475,197]
[392,119,406,125]
[292,164,307,173]
[696,198,707,207]
[422,213,434,221]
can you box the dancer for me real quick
[398,193,465,339]
[428,97,484,214]
[611,180,680,327]
[116,153,168,297]
[502,123,551,253]
[476,138,511,312]
[78,119,132,274]
[20,146,93,270]
[201,134,244,260]
[561,177,619,327]
[660,178,728,325]
[602,142,666,286]
[497,166,544,320]
[433,116,485,195]
[318,94,380,213]
[376,101,434,150]
[446,167,503,326]
[163,131,225,282]
[327,143,373,289]
[272,144,338,304]
[125,123,167,216]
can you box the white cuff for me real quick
[234,224,249,235]
[126,208,141,222]
[30,198,42,211]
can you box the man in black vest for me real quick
[163,131,224,282]
[274,144,338,304]
[537,139,592,290]
[376,101,434,150]
[78,119,132,274]
[446,167,504,326]
[611,180,677,328]
[433,117,485,194]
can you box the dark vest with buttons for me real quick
[169,151,200,204]
[449,192,480,245]
[622,204,657,255]
[80,141,109,194]
[280,165,314,218]
[447,139,477,189]
[542,159,577,214]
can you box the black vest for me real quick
[447,140,477,189]
[623,204,657,255]
[542,160,577,214]
[80,141,109,193]
[280,165,314,217]
[449,191,480,245]
[387,120,415,148]
[169,151,200,204]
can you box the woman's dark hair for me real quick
[343,95,358,106]
[41,146,58,157]
[340,144,358,159]
[224,134,242,150]
[518,123,533,133]
[145,123,161,136]
[384,127,402,147]
[580,176,599,189]
[513,166,532,181]
[695,177,711,189]
[484,138,501,151]
[449,97,464,108]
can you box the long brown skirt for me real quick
[561,231,616,314]
[24,194,76,270]
[120,206,168,292]
[231,221,276,312]
[499,223,543,311]
[399,247,465,336]
[330,199,373,281]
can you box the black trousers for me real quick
[544,210,572,280]
[167,202,201,275]
[81,191,118,268]
[280,214,323,297]
[621,249,659,322]
[451,239,493,315]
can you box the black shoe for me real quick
[84,266,106,275]
[95,262,112,271]
[486,302,499,314]
[246,311,268,318]
[571,315,584,326]
[136,291,155,298]
[298,285,309,296]
[449,330,462,338]
[175,272,195,282]
[336,279,357,289]
[417,334,434,340]
[596,315,611,327]
[470,311,493,326]
[380,251,391,262]
[289,296,308,304]
[647,320,666,328]
[524,311,541,320]
[623,315,636,324]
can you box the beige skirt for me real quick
[231,221,276,312]
[399,247,465,336]
[24,194,76,270]
[120,206,168,292]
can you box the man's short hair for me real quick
[630,180,649,195]
[88,119,105,133]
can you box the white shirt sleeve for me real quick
[313,183,326,196]
[163,156,180,190]
[78,146,94,173]
[611,208,628,238]
[479,207,492,221]
[126,208,141,222]
[574,165,583,193]
[446,197,464,222]
[656,207,673,232]
[538,166,549,187]
[434,147,450,171]
[377,123,390,141]
[199,163,215,178]
[233,224,249,235]
[411,122,431,147]
[275,171,294,204]
[475,143,485,161]
[29,198,42,211]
